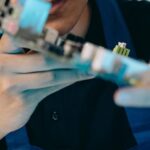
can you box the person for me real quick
[0,0,149,149]
[115,70,150,107]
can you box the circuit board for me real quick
[0,0,149,86]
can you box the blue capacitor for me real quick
[19,0,52,34]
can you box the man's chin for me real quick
[45,24,68,36]
[46,19,78,36]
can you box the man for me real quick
[0,0,149,149]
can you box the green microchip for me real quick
[113,42,130,57]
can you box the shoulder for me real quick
[118,0,150,61]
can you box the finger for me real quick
[125,70,150,86]
[138,71,150,85]
[114,87,150,107]
[0,34,24,54]
[11,69,93,92]
[0,53,75,73]
[22,83,73,105]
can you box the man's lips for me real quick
[47,0,64,15]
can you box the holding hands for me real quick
[0,34,92,139]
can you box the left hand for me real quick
[114,70,150,107]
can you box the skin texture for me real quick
[0,0,91,139]
[46,0,89,35]
[115,70,150,107]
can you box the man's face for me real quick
[46,0,88,35]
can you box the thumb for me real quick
[0,34,24,54]
[114,87,150,107]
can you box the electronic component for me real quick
[73,43,149,85]
[113,42,130,57]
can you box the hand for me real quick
[114,70,150,107]
[0,34,93,139]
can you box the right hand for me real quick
[115,70,150,107]
[0,34,93,139]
